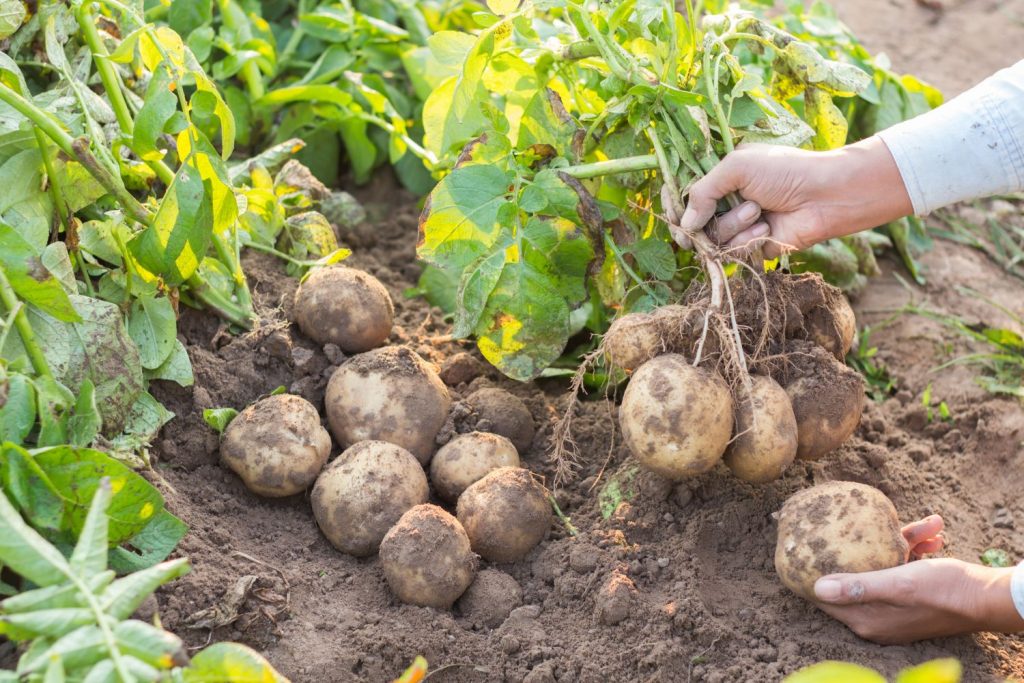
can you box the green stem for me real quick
[34,131,69,235]
[71,138,152,224]
[218,0,265,100]
[185,274,254,330]
[357,113,437,166]
[277,0,308,72]
[0,83,75,157]
[558,41,602,61]
[604,233,663,302]
[0,268,52,379]
[558,155,659,180]
[548,494,578,537]
[244,240,315,267]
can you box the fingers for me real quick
[813,567,915,606]
[902,515,944,548]
[724,222,771,254]
[912,537,945,557]
[679,154,749,233]
[706,201,761,244]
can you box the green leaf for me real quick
[0,608,94,640]
[133,64,179,162]
[99,558,189,619]
[183,642,288,682]
[0,0,27,39]
[895,659,962,683]
[202,407,238,434]
[0,222,80,322]
[113,619,185,669]
[631,238,676,280]
[980,548,1012,568]
[805,87,848,151]
[69,478,111,578]
[145,339,194,387]
[782,661,886,683]
[487,0,520,14]
[0,373,37,443]
[108,510,188,574]
[1,571,113,614]
[127,295,177,370]
[0,487,70,587]
[168,0,212,37]
[67,379,102,448]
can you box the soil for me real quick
[140,4,1024,682]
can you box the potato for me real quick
[804,295,856,361]
[379,504,478,608]
[220,394,330,497]
[723,375,798,484]
[464,388,535,453]
[293,266,393,353]
[325,346,451,465]
[603,312,663,372]
[456,467,551,563]
[311,441,428,557]
[774,481,909,600]
[619,354,733,479]
[782,344,865,461]
[430,431,520,503]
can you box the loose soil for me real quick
[145,3,1024,681]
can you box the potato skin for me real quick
[619,354,733,480]
[430,432,520,503]
[456,467,551,563]
[603,312,663,372]
[774,481,909,600]
[311,441,428,557]
[464,388,535,453]
[784,347,865,461]
[804,295,856,361]
[325,347,451,464]
[723,376,798,484]
[220,394,331,497]
[293,266,394,353]
[379,504,478,608]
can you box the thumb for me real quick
[813,570,905,605]
[679,155,748,232]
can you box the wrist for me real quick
[966,564,1024,633]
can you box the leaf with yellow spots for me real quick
[805,87,848,151]
[183,642,290,682]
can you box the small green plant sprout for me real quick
[920,383,952,423]
[846,325,897,402]
[979,548,1013,568]
[202,407,239,434]
[784,657,961,683]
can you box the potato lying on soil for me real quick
[775,481,909,600]
[311,441,428,557]
[780,342,865,461]
[325,346,451,464]
[619,354,734,479]
[457,467,551,563]
[293,265,394,353]
[379,504,478,608]
[430,431,520,503]
[220,394,331,497]
[464,388,535,453]
[723,375,798,484]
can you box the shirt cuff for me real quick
[1012,561,1024,622]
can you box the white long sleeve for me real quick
[876,60,1024,215]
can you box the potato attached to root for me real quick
[775,481,909,600]
[457,467,551,563]
[293,265,394,353]
[619,354,733,480]
[325,346,451,465]
[311,441,428,557]
[430,432,520,503]
[723,375,798,484]
[379,504,478,609]
[601,305,698,372]
[220,394,331,497]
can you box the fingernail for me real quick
[750,223,770,238]
[679,205,697,230]
[738,202,759,222]
[814,578,842,602]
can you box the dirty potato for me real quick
[464,388,535,453]
[430,431,520,503]
[723,375,798,484]
[293,265,394,353]
[456,467,551,563]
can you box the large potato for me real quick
[430,432,520,503]
[220,394,330,497]
[325,347,451,464]
[293,266,393,353]
[464,388,535,453]
[379,504,478,608]
[456,467,551,563]
[774,481,909,600]
[619,354,733,479]
[783,344,865,461]
[723,375,798,484]
[311,441,428,557]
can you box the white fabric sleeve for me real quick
[875,59,1024,215]
[1013,561,1024,622]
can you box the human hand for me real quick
[811,515,1024,643]
[678,137,914,258]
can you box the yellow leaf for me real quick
[805,88,848,151]
[895,659,962,683]
[487,0,519,15]
[783,661,887,683]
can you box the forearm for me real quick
[970,562,1024,633]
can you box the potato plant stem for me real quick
[185,274,254,330]
[558,155,659,179]
[0,268,52,379]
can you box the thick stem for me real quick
[0,268,52,378]
[0,84,76,157]
[185,274,254,330]
[558,155,659,180]
[70,138,152,224]
[603,234,663,303]
[558,41,602,61]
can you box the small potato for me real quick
[783,344,865,461]
[603,312,664,372]
[804,295,856,361]
[457,467,551,563]
[311,441,428,557]
[775,481,909,600]
[379,504,478,609]
[619,354,733,480]
[465,388,535,454]
[430,432,520,503]
[220,394,330,497]
[293,266,394,353]
[723,375,798,484]
[326,346,451,464]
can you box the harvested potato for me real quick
[464,388,535,453]
[221,394,330,497]
[379,504,478,608]
[804,294,856,361]
[293,266,393,353]
[619,354,733,479]
[457,467,550,563]
[603,312,663,372]
[311,441,428,556]
[325,347,451,464]
[430,432,520,503]
[723,375,798,484]
[782,343,865,461]
[775,481,909,600]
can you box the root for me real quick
[549,347,603,488]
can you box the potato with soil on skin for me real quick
[379,504,478,609]
[325,346,450,465]
[220,394,331,497]
[602,312,664,372]
[803,294,857,361]
[311,441,428,557]
[723,375,798,484]
[619,354,734,480]
[293,265,394,353]
[456,467,551,563]
[774,481,909,600]
[780,342,865,461]
[464,388,535,454]
[430,431,520,503]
